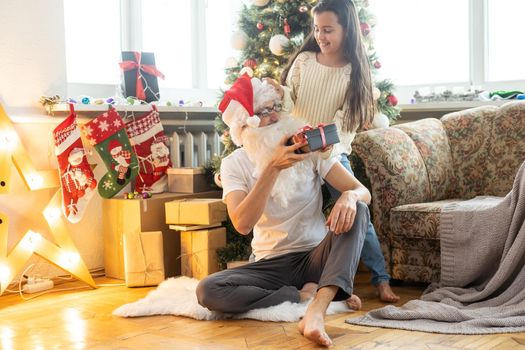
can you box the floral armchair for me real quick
[352,100,525,283]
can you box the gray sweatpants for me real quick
[196,201,369,314]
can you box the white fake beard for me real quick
[242,116,312,208]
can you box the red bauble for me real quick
[373,61,381,69]
[256,22,264,30]
[386,94,398,106]
[360,22,371,36]
[243,58,257,70]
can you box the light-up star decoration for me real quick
[0,104,96,295]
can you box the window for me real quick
[486,0,525,82]
[370,0,470,86]
[63,0,243,103]
[142,0,193,89]
[64,0,121,84]
[205,0,243,89]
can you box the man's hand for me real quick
[326,191,359,234]
[269,134,310,170]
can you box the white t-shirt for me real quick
[220,148,338,261]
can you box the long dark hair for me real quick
[280,0,374,132]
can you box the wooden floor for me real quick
[1,272,524,350]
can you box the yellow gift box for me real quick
[123,231,165,287]
[165,198,227,225]
[180,227,227,280]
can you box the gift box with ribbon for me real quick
[123,231,165,287]
[287,123,340,154]
[120,51,165,103]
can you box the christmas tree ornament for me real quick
[386,94,399,106]
[371,113,390,129]
[251,0,270,6]
[82,108,138,198]
[124,106,171,194]
[283,18,291,37]
[373,60,381,69]
[225,56,238,69]
[256,22,264,30]
[53,105,97,223]
[269,34,290,56]
[360,22,371,36]
[243,58,257,70]
[231,30,248,50]
[299,4,308,13]
[372,87,381,100]
[239,66,254,77]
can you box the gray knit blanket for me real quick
[347,161,525,334]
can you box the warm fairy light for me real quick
[274,60,279,65]
[264,58,268,63]
[44,207,62,222]
[1,130,18,150]
[0,264,10,283]
[59,252,80,269]
[21,231,43,251]
[260,48,264,53]
[28,174,44,188]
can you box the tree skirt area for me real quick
[113,276,351,322]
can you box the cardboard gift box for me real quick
[120,51,164,103]
[165,198,227,225]
[180,227,227,280]
[123,231,165,287]
[167,168,212,193]
[103,191,221,280]
[287,123,340,154]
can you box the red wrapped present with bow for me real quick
[120,51,165,103]
[287,123,340,154]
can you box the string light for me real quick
[28,174,44,188]
[21,231,43,251]
[59,252,80,269]
[1,130,18,150]
[0,264,10,284]
[43,207,62,222]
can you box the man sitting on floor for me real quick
[196,74,371,347]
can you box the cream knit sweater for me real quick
[282,51,355,156]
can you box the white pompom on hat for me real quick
[218,73,280,146]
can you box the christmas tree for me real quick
[210,0,400,267]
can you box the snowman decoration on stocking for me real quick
[108,139,132,185]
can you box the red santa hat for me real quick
[218,73,280,146]
[108,139,122,155]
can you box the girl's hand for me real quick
[263,77,284,98]
[326,191,358,234]
[269,134,309,170]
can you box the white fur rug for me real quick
[113,276,351,322]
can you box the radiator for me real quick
[169,131,223,168]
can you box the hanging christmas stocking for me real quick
[125,106,171,193]
[82,108,138,198]
[53,106,97,223]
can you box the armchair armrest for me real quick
[352,127,431,240]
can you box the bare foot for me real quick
[345,294,362,310]
[299,282,318,302]
[298,307,332,347]
[377,282,400,303]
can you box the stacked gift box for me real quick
[165,198,227,280]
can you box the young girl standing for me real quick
[269,0,399,302]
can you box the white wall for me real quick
[0,0,104,280]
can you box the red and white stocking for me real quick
[53,106,97,223]
[125,106,171,193]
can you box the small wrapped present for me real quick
[180,227,227,280]
[120,51,165,103]
[165,198,227,225]
[123,231,165,287]
[287,123,340,154]
[167,168,211,193]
